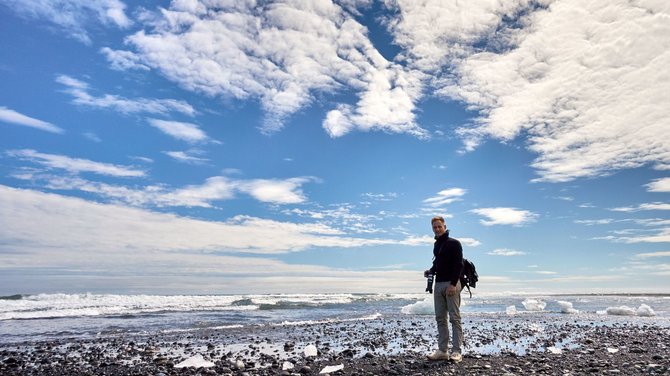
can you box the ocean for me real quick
[2,292,669,349]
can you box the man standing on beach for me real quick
[424,216,464,362]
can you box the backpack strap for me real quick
[460,279,472,298]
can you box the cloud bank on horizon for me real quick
[0,0,669,294]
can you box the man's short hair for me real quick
[431,216,445,225]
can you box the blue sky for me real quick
[1,0,669,295]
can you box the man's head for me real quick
[431,216,447,237]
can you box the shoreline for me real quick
[2,315,669,375]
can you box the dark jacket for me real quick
[429,231,464,285]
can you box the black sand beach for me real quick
[2,316,669,375]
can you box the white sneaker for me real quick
[450,352,463,363]
[427,349,450,361]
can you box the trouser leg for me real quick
[447,280,463,353]
[433,282,449,352]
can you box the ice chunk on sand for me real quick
[506,305,517,315]
[522,298,546,311]
[607,348,619,353]
[174,354,215,368]
[304,344,318,357]
[547,346,562,354]
[605,306,637,316]
[605,304,656,316]
[557,300,579,314]
[636,304,656,316]
[282,361,294,370]
[320,364,344,374]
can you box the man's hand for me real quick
[447,284,458,296]
[424,270,431,278]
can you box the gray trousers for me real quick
[433,280,463,353]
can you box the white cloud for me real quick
[13,173,317,207]
[147,118,210,143]
[2,0,131,44]
[489,248,527,256]
[105,1,426,137]
[610,202,670,212]
[82,132,101,142]
[163,151,209,165]
[0,106,64,134]
[0,185,436,293]
[390,0,670,182]
[387,0,530,71]
[56,75,196,116]
[646,177,670,193]
[100,47,150,71]
[575,218,614,225]
[471,207,538,226]
[361,192,398,202]
[237,178,313,204]
[286,206,381,234]
[0,185,418,258]
[633,251,670,260]
[7,149,144,177]
[458,237,481,247]
[620,228,670,244]
[423,188,467,207]
[596,227,670,244]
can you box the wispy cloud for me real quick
[7,149,144,177]
[285,206,380,234]
[1,0,131,44]
[574,219,614,225]
[163,151,209,165]
[423,188,466,207]
[610,203,670,212]
[646,177,670,193]
[489,248,527,256]
[147,119,210,143]
[596,228,670,244]
[459,238,481,247]
[632,251,670,260]
[0,106,64,134]
[12,173,317,207]
[56,75,195,116]
[471,207,538,226]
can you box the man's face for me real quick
[432,221,446,237]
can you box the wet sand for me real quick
[1,314,669,375]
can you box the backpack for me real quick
[460,258,478,298]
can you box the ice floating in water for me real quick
[522,298,546,311]
[557,300,579,314]
[304,344,318,357]
[607,348,619,353]
[320,364,344,374]
[174,354,215,368]
[282,361,294,370]
[506,305,517,315]
[602,304,656,317]
[547,346,562,354]
[400,296,434,315]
